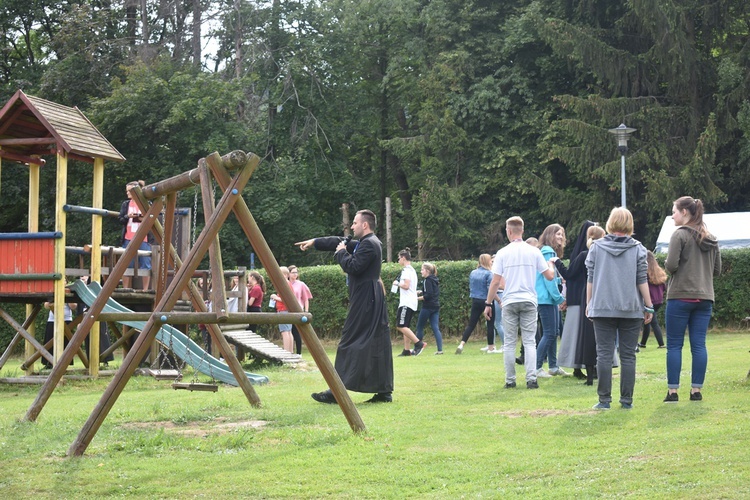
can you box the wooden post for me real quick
[385,197,393,263]
[341,202,350,237]
[25,161,40,374]
[417,223,424,261]
[209,154,366,434]
[89,157,104,377]
[53,151,68,368]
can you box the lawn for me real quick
[1,331,749,499]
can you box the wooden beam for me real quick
[0,149,46,165]
[0,137,55,146]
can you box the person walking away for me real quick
[416,262,443,354]
[639,251,667,349]
[535,224,567,378]
[288,265,312,355]
[296,209,394,403]
[393,248,426,356]
[485,216,556,389]
[456,254,497,354]
[663,196,721,403]
[586,207,653,410]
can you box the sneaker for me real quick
[413,341,427,356]
[526,380,539,389]
[434,351,444,355]
[504,382,517,389]
[536,368,552,378]
[592,402,611,410]
[663,392,679,403]
[311,390,337,404]
[480,346,490,351]
[364,392,392,403]
[638,343,646,348]
[658,345,666,349]
[549,367,569,376]
[455,344,464,355]
[635,346,640,353]
[690,391,703,401]
[397,349,412,357]
[621,402,633,409]
[486,348,503,354]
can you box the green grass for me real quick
[1,332,750,498]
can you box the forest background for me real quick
[2,0,750,267]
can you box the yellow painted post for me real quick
[25,161,41,375]
[53,152,68,367]
[89,157,104,376]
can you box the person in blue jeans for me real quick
[456,254,495,354]
[416,262,443,354]
[535,224,567,378]
[663,196,721,403]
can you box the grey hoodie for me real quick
[585,234,648,319]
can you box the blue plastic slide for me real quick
[71,280,268,385]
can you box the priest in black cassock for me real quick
[295,209,394,403]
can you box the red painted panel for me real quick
[0,238,56,294]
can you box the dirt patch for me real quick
[121,417,268,437]
[498,409,595,418]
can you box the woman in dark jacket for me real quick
[416,262,443,354]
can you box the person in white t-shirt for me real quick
[484,216,556,389]
[393,248,426,356]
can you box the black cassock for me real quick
[314,233,394,394]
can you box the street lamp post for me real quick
[608,123,637,208]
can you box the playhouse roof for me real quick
[0,90,125,164]
[654,212,750,253]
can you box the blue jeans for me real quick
[665,299,712,389]
[416,307,443,352]
[493,303,505,344]
[536,304,559,370]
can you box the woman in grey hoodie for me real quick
[585,207,653,410]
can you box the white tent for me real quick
[654,212,750,253]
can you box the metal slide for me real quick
[71,280,268,385]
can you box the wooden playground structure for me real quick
[0,91,365,457]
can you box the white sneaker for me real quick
[486,348,503,354]
[549,367,570,376]
[536,368,552,378]
[480,346,489,351]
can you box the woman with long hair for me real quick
[535,224,566,378]
[288,265,312,355]
[456,254,495,354]
[663,196,721,403]
[639,251,667,348]
[246,271,266,333]
[416,262,443,354]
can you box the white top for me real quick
[398,264,419,311]
[47,304,73,322]
[491,241,549,307]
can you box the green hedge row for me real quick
[2,250,749,353]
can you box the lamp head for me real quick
[608,123,637,155]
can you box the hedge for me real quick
[2,250,749,353]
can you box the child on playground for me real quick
[269,266,294,353]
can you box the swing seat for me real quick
[172,382,219,392]
[148,369,182,381]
